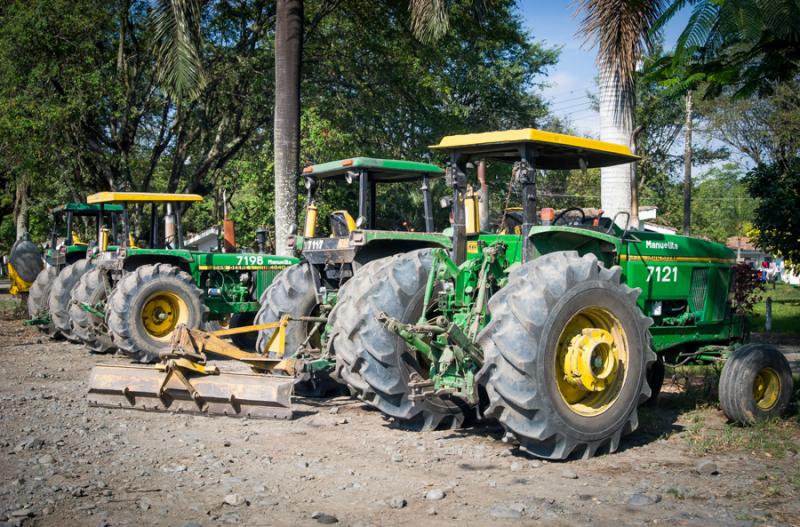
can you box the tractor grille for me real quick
[258,269,282,288]
[689,268,708,313]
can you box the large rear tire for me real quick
[719,343,793,425]
[476,252,655,460]
[229,312,257,351]
[69,267,115,353]
[107,263,206,363]
[27,267,58,322]
[254,263,318,357]
[49,259,95,341]
[330,249,467,430]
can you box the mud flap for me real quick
[88,364,293,419]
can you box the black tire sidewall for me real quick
[230,311,257,351]
[538,281,648,442]
[255,263,318,357]
[721,344,793,422]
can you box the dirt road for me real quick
[1,317,798,527]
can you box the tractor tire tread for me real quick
[107,263,206,363]
[475,251,655,460]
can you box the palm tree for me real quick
[152,0,206,102]
[576,0,665,224]
[273,0,303,256]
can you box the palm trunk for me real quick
[683,91,693,235]
[273,0,303,256]
[598,64,633,225]
[14,176,30,239]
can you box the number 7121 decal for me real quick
[646,265,678,282]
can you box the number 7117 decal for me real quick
[646,265,678,282]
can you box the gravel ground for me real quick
[1,316,799,527]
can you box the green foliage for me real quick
[152,0,206,101]
[746,157,800,267]
[692,163,755,243]
[658,0,800,98]
[0,0,556,253]
[751,284,800,336]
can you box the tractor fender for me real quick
[354,237,450,267]
[121,252,193,274]
[528,226,621,268]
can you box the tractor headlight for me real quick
[651,301,662,317]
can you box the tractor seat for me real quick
[329,210,357,237]
[498,209,524,235]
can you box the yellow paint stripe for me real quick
[198,265,290,271]
[430,128,637,158]
[620,255,736,264]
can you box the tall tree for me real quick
[273,0,303,256]
[576,0,665,223]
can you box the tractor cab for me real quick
[430,128,641,264]
[291,158,451,286]
[46,202,126,266]
[86,192,204,252]
[299,157,445,236]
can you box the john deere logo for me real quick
[645,240,679,251]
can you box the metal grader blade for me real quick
[88,363,293,419]
[87,319,297,419]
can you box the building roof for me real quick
[726,236,758,252]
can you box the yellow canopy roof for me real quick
[87,192,204,204]
[430,128,639,169]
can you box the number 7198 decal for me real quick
[236,255,265,266]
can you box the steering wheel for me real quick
[554,207,586,226]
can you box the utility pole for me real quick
[683,91,693,235]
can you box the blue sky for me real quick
[516,1,691,136]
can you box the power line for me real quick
[547,94,590,106]
[551,101,594,112]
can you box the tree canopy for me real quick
[0,0,557,252]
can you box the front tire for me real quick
[69,267,115,353]
[254,263,319,357]
[330,249,467,430]
[476,252,654,460]
[27,267,58,322]
[719,343,793,425]
[49,259,95,341]
[229,312,257,351]
[106,264,207,363]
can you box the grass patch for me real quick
[646,364,800,458]
[751,283,800,336]
[683,414,800,458]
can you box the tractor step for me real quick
[88,364,293,419]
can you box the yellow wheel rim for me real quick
[753,367,781,411]
[141,291,188,339]
[555,306,629,417]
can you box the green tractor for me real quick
[70,192,297,361]
[253,157,452,387]
[321,129,794,458]
[25,202,124,339]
